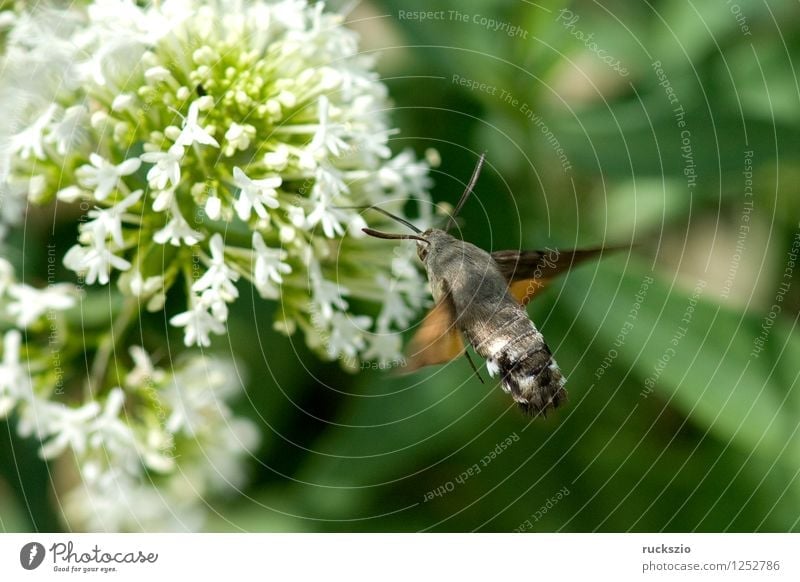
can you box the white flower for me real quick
[9,104,58,160]
[125,346,166,388]
[192,234,240,301]
[75,153,141,201]
[6,283,76,327]
[201,288,230,322]
[307,95,348,158]
[153,209,204,246]
[64,240,132,285]
[136,428,175,474]
[128,271,162,296]
[0,330,29,417]
[310,263,348,321]
[0,0,436,533]
[376,276,416,329]
[164,375,223,437]
[84,189,142,246]
[287,204,306,228]
[87,388,136,456]
[170,297,226,347]
[362,332,404,366]
[0,257,15,295]
[223,122,255,156]
[326,311,371,359]
[0,177,27,237]
[205,195,222,220]
[305,166,358,237]
[232,166,281,221]
[56,185,87,203]
[111,93,135,112]
[144,65,172,83]
[252,232,291,298]
[151,188,176,213]
[34,400,102,459]
[263,145,290,170]
[311,164,348,199]
[45,105,88,156]
[306,195,349,238]
[140,145,183,190]
[174,100,219,148]
[379,149,434,198]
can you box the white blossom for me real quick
[34,400,102,459]
[252,232,291,298]
[223,122,255,156]
[111,93,135,112]
[151,187,176,213]
[153,209,204,246]
[9,104,58,160]
[310,263,349,321]
[140,145,183,190]
[0,330,28,417]
[125,346,166,388]
[6,283,76,327]
[57,185,87,203]
[0,257,15,295]
[83,189,142,246]
[205,195,222,220]
[75,153,141,201]
[128,271,162,296]
[306,196,349,238]
[87,388,136,461]
[263,145,290,170]
[0,0,433,531]
[307,95,348,158]
[376,276,416,329]
[63,240,132,285]
[361,332,404,366]
[46,105,89,156]
[232,166,281,221]
[326,311,372,360]
[170,297,226,347]
[174,100,219,148]
[192,234,240,301]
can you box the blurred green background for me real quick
[3,0,800,532]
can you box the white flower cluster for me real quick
[0,0,433,532]
[62,352,259,532]
[0,258,257,531]
[0,0,433,366]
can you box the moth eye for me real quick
[417,245,429,261]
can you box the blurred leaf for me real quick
[563,259,800,468]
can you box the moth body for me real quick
[419,229,567,414]
[361,153,614,417]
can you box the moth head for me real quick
[416,231,433,261]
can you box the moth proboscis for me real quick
[361,154,622,416]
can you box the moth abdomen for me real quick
[466,305,566,415]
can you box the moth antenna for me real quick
[446,152,486,233]
[362,228,429,243]
[336,205,422,234]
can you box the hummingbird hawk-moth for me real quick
[362,154,613,416]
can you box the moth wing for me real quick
[507,278,550,306]
[404,280,464,372]
[492,247,617,306]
